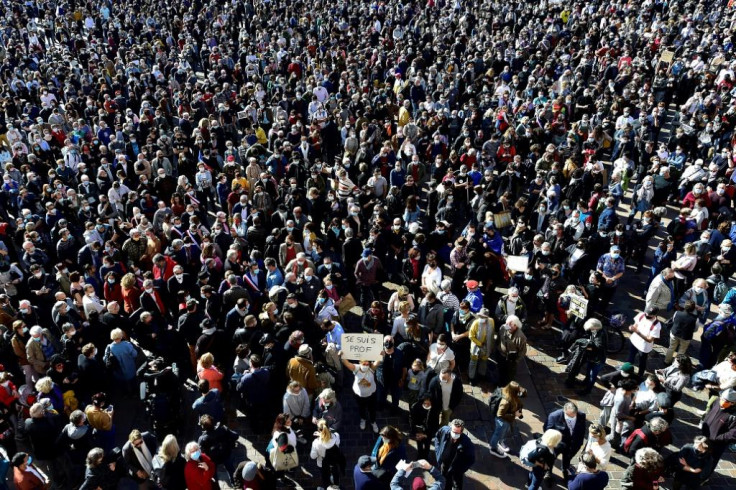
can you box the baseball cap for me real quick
[620,362,634,373]
[466,280,479,289]
[722,388,736,403]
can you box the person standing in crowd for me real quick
[1,0,736,487]
[544,402,587,480]
[701,388,736,476]
[433,419,476,490]
[496,315,527,387]
[627,306,662,376]
[489,381,525,459]
[340,351,380,434]
[567,452,609,490]
[524,429,562,490]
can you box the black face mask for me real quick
[384,341,394,349]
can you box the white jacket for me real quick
[310,433,340,467]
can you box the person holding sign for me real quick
[339,351,380,434]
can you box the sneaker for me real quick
[360,419,366,430]
[498,442,510,453]
[489,446,508,458]
[371,422,379,433]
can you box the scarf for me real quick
[378,442,395,465]
[134,441,154,476]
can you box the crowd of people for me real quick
[1,0,736,489]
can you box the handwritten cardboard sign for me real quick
[342,333,384,361]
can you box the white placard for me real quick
[506,255,529,272]
[342,333,384,361]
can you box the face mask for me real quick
[175,274,183,280]
[22,326,28,333]
[381,436,389,444]
[32,337,41,342]
[616,231,623,236]
[27,456,32,466]
[524,274,533,280]
[318,297,326,304]
[542,250,550,256]
[423,403,432,410]
[450,431,461,440]
[509,296,519,303]
[694,287,704,294]
[190,450,201,461]
[359,364,370,372]
[108,278,115,284]
[273,309,279,315]
[384,341,394,349]
[611,253,620,259]
[621,371,630,378]
[563,205,570,211]
[724,248,731,253]
[145,288,153,294]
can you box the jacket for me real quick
[428,374,463,411]
[701,403,736,451]
[409,400,440,436]
[432,426,476,475]
[26,330,58,374]
[371,438,407,478]
[121,431,158,481]
[497,326,527,359]
[278,243,304,267]
[495,296,527,324]
[544,409,587,456]
[286,356,320,395]
[645,273,674,312]
[468,317,495,361]
[24,413,64,460]
[184,454,216,490]
[418,301,445,335]
[498,396,523,424]
[621,463,663,490]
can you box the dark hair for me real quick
[92,392,107,407]
[198,379,210,394]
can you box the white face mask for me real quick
[359,364,369,372]
[450,431,461,440]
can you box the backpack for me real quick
[519,439,538,467]
[622,428,648,455]
[714,282,729,305]
[488,388,503,422]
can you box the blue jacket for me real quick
[597,207,618,231]
[567,470,609,490]
[432,426,476,475]
[371,438,407,477]
[464,290,484,313]
[353,464,384,490]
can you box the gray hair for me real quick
[184,442,200,460]
[634,447,664,471]
[563,402,578,415]
[649,417,669,434]
[319,388,336,403]
[441,279,452,291]
[449,419,465,429]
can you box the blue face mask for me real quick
[318,298,326,304]
[32,336,41,342]
[27,456,32,465]
[191,450,201,461]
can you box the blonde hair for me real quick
[121,273,137,289]
[159,434,180,463]
[199,352,214,368]
[35,377,53,394]
[316,419,331,443]
[110,328,124,341]
[399,300,410,314]
[541,429,562,448]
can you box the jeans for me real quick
[528,466,546,490]
[468,356,488,381]
[583,361,605,391]
[627,342,650,375]
[489,417,510,448]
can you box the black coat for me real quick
[157,455,187,490]
[428,375,463,411]
[121,431,158,481]
[544,409,587,457]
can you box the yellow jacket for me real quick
[469,318,495,360]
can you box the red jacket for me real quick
[184,454,216,490]
[153,256,177,282]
